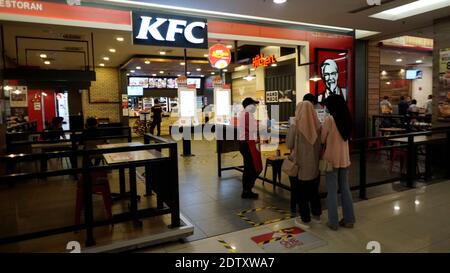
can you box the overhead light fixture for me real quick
[200,75,205,77]
[180,62,185,65]
[4,86,12,91]
[99,63,105,67]
[177,74,181,77]
[309,74,321,82]
[116,37,124,42]
[271,63,278,67]
[44,60,51,65]
[109,48,116,53]
[394,205,400,211]
[145,60,150,64]
[103,56,110,61]
[136,66,141,70]
[273,0,287,3]
[203,54,209,57]
[416,59,423,63]
[381,70,388,76]
[130,70,135,73]
[386,81,391,85]
[223,69,228,72]
[159,70,164,74]
[196,68,201,71]
[39,53,47,58]
[152,74,157,76]
[187,72,191,75]
[415,200,420,205]
[126,73,130,76]
[370,0,449,21]
[396,58,403,62]
[159,51,166,55]
[226,45,233,49]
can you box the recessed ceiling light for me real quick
[416,60,423,63]
[187,72,191,75]
[271,63,278,67]
[394,205,400,211]
[126,73,130,76]
[99,63,105,67]
[370,0,449,21]
[109,48,116,53]
[177,74,181,77]
[103,57,110,61]
[39,53,47,58]
[200,75,205,77]
[116,37,124,42]
[130,70,135,73]
[159,51,166,55]
[386,81,391,85]
[223,69,228,72]
[152,74,157,76]
[211,72,215,75]
[44,60,50,65]
[145,60,150,64]
[381,70,387,75]
[196,68,201,71]
[180,62,185,65]
[159,70,164,74]
[273,0,287,4]
[136,66,141,70]
[396,58,403,62]
[203,54,209,57]
[226,45,233,49]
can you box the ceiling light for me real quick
[223,69,228,72]
[126,73,130,76]
[396,58,403,62]
[416,60,423,63]
[381,70,387,76]
[160,51,166,55]
[211,72,215,75]
[394,205,400,211]
[177,74,181,77]
[39,54,47,58]
[370,0,449,21]
[130,70,135,73]
[145,60,150,64]
[44,60,51,65]
[136,66,141,70]
[309,74,321,82]
[273,0,287,3]
[4,86,12,91]
[187,72,191,75]
[415,200,420,205]
[109,48,116,53]
[99,63,105,67]
[200,75,205,77]
[116,37,124,42]
[180,62,185,65]
[386,81,391,85]
[204,54,209,57]
[250,68,256,71]
[159,70,164,74]
[103,56,110,61]
[196,68,201,71]
[152,74,157,76]
[226,45,233,49]
[271,63,278,67]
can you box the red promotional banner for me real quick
[208,44,232,69]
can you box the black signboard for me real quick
[132,11,208,49]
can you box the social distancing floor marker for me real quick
[217,239,237,253]
[237,206,295,227]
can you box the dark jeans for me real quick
[150,120,161,136]
[290,176,322,222]
[239,141,257,193]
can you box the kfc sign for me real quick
[133,12,208,49]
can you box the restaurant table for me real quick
[101,144,167,224]
[389,134,447,181]
[32,142,73,172]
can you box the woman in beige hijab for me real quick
[286,100,322,227]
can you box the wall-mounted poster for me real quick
[266,91,279,103]
[314,49,349,105]
[438,48,450,122]
[9,86,28,108]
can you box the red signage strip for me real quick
[0,0,131,29]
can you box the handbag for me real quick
[282,129,299,177]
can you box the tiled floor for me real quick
[141,180,450,253]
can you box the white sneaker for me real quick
[311,216,322,224]
[294,217,310,229]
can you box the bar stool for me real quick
[263,155,285,190]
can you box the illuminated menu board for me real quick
[129,77,149,88]
[129,77,201,89]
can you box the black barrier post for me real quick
[127,127,132,142]
[217,140,222,177]
[82,155,95,246]
[169,143,180,228]
[359,139,367,200]
[406,135,415,188]
[447,131,450,179]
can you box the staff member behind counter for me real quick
[150,99,163,136]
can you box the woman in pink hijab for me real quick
[286,101,322,227]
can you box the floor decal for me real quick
[251,227,327,252]
[238,207,295,227]
[217,239,237,253]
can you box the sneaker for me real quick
[339,219,354,228]
[327,222,338,231]
[241,192,259,199]
[294,217,310,229]
[311,216,321,224]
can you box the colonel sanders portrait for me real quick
[317,59,347,103]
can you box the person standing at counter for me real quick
[150,99,163,136]
[398,96,409,116]
[237,97,262,199]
